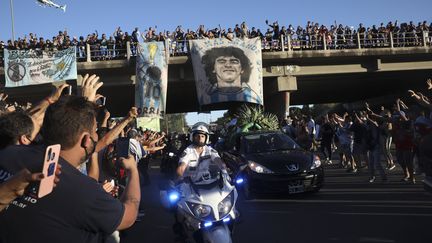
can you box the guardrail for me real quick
[0,31,431,65]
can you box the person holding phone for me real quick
[0,166,61,212]
[0,74,140,243]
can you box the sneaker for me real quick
[369,176,376,183]
[388,164,396,171]
[400,177,409,182]
[409,178,416,184]
[327,160,333,165]
[352,168,358,173]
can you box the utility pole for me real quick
[10,0,16,42]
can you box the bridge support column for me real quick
[265,76,297,121]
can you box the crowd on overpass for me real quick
[1,19,431,65]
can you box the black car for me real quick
[220,131,324,199]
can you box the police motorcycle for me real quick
[161,164,243,243]
[160,123,243,243]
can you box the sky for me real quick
[1,0,431,125]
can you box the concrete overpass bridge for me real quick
[1,45,432,118]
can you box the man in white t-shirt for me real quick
[176,124,227,183]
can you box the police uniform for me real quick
[179,144,221,182]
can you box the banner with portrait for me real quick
[4,47,77,87]
[189,37,263,106]
[135,42,168,118]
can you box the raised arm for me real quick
[95,107,138,153]
[116,155,140,230]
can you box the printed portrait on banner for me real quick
[135,42,168,118]
[189,37,263,106]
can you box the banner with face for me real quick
[189,37,263,106]
[135,42,168,118]
[4,47,77,87]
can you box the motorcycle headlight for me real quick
[187,202,212,219]
[248,161,274,174]
[218,191,234,219]
[311,155,321,170]
[168,152,174,157]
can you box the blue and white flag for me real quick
[189,37,263,106]
[4,47,77,87]
[135,42,168,118]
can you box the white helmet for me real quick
[190,123,210,145]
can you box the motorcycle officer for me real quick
[176,124,228,182]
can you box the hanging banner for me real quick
[189,37,263,106]
[135,42,168,118]
[4,47,77,87]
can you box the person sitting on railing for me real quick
[264,28,273,43]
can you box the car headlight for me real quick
[248,161,274,174]
[187,202,212,218]
[311,155,321,169]
[218,191,234,218]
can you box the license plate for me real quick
[288,180,304,194]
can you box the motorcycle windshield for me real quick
[190,162,222,185]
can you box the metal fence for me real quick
[0,31,431,65]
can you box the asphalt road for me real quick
[120,160,432,243]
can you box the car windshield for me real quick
[243,133,299,153]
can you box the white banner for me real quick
[4,47,77,87]
[135,42,168,118]
[189,38,263,106]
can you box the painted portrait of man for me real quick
[200,46,262,104]
[190,38,264,106]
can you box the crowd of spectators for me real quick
[0,67,431,241]
[0,74,169,242]
[1,20,431,65]
[281,79,432,184]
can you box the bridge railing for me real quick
[1,31,431,65]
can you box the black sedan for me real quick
[220,131,324,199]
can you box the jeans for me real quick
[380,135,393,165]
[368,147,386,179]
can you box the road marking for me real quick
[244,199,432,204]
[246,210,293,214]
[350,204,432,209]
[358,237,395,243]
[334,212,432,217]
[320,188,424,192]
[317,191,423,195]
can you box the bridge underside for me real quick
[3,68,430,116]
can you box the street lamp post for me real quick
[9,0,16,42]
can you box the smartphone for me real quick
[96,97,106,106]
[116,137,130,159]
[38,144,61,198]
